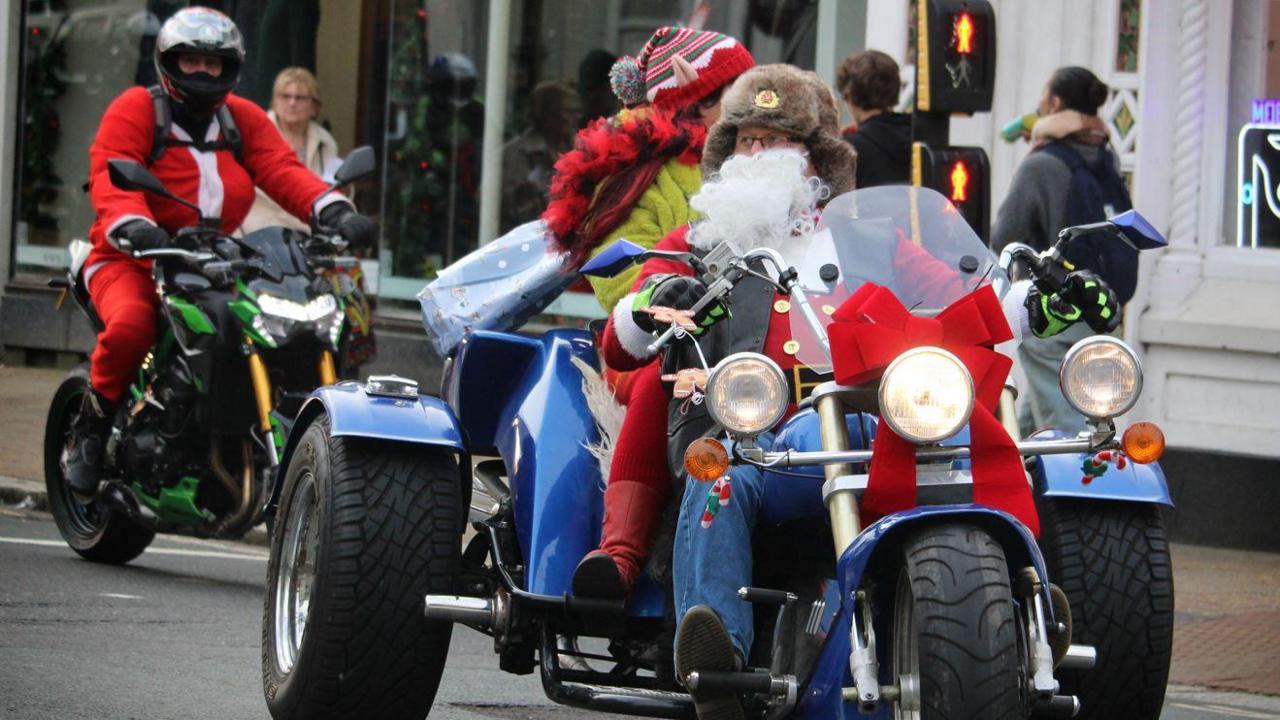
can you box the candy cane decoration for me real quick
[700,475,733,528]
[1080,450,1128,485]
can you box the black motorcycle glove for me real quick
[112,220,170,253]
[630,275,726,335]
[1061,269,1121,333]
[317,203,378,248]
[1025,270,1121,338]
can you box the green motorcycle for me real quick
[44,148,375,563]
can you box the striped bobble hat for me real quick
[615,26,755,110]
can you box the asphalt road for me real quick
[1,507,1277,720]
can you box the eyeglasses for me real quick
[734,133,802,152]
[278,93,314,104]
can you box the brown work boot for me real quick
[676,605,745,720]
[572,480,667,599]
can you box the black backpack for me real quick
[1036,141,1137,304]
[83,87,247,195]
[146,85,245,167]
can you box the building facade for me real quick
[2,0,1277,541]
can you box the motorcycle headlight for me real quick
[258,293,338,322]
[705,353,789,437]
[1059,337,1142,419]
[878,347,975,444]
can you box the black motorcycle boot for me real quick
[64,389,114,503]
[676,605,746,720]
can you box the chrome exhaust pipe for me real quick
[423,595,494,627]
[1059,644,1097,670]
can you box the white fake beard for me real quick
[688,149,829,255]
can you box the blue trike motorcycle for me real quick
[260,186,1173,720]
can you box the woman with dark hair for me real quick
[835,49,910,187]
[541,27,755,599]
[992,65,1129,436]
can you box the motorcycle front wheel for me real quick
[44,364,154,564]
[261,413,461,720]
[892,523,1026,719]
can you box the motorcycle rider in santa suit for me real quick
[65,7,377,501]
[597,64,1121,720]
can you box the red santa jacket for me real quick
[85,86,346,281]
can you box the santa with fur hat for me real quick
[595,63,1120,720]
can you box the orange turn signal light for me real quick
[684,437,730,481]
[1122,422,1166,464]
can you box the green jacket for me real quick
[585,158,702,312]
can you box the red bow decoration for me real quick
[828,283,1039,536]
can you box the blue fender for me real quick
[265,382,467,515]
[796,505,1052,719]
[1030,429,1172,506]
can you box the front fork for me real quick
[823,386,1067,713]
[245,341,338,467]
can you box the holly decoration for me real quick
[699,475,732,528]
[1080,450,1127,485]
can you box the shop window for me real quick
[1227,0,1280,248]
[11,0,311,280]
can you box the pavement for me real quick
[2,364,1279,707]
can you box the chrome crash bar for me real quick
[753,437,1106,469]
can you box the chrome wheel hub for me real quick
[274,471,319,675]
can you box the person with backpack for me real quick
[992,66,1130,436]
[64,7,376,500]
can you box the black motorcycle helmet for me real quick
[154,7,245,117]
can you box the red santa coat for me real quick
[85,86,345,282]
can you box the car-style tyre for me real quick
[44,364,154,564]
[1035,498,1173,720]
[261,413,461,720]
[892,524,1026,719]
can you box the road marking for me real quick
[100,593,143,600]
[1170,702,1279,719]
[0,536,268,562]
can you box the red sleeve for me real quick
[228,96,338,222]
[88,87,160,243]
[892,235,971,307]
[600,225,696,370]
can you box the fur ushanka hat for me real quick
[702,64,858,197]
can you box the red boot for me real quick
[573,480,668,598]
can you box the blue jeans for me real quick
[672,446,768,661]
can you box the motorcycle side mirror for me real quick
[1107,209,1168,251]
[332,145,376,188]
[107,159,202,218]
[579,239,648,277]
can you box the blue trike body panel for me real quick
[1030,429,1172,506]
[446,328,667,616]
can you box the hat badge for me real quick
[754,89,780,109]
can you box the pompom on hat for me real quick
[702,63,858,198]
[610,26,755,110]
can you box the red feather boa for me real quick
[542,106,706,264]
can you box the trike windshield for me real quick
[789,186,1010,373]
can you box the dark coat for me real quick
[849,112,912,188]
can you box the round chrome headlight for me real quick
[878,347,975,444]
[1059,337,1142,419]
[706,353,789,436]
